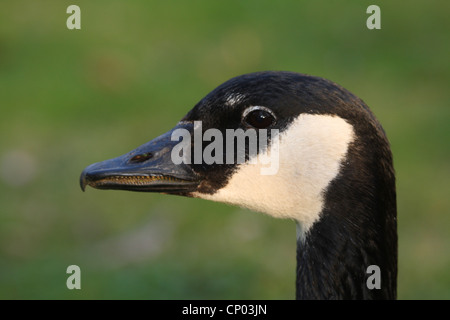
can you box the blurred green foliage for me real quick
[0,0,449,299]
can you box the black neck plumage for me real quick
[295,208,397,300]
[295,135,397,300]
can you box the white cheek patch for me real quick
[193,114,354,235]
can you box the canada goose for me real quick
[80,71,397,299]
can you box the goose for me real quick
[80,71,397,299]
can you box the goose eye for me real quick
[243,109,275,129]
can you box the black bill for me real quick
[80,122,199,194]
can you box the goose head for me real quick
[80,71,397,299]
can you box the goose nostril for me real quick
[130,152,153,163]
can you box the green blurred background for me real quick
[0,0,448,299]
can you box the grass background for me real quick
[0,0,448,299]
